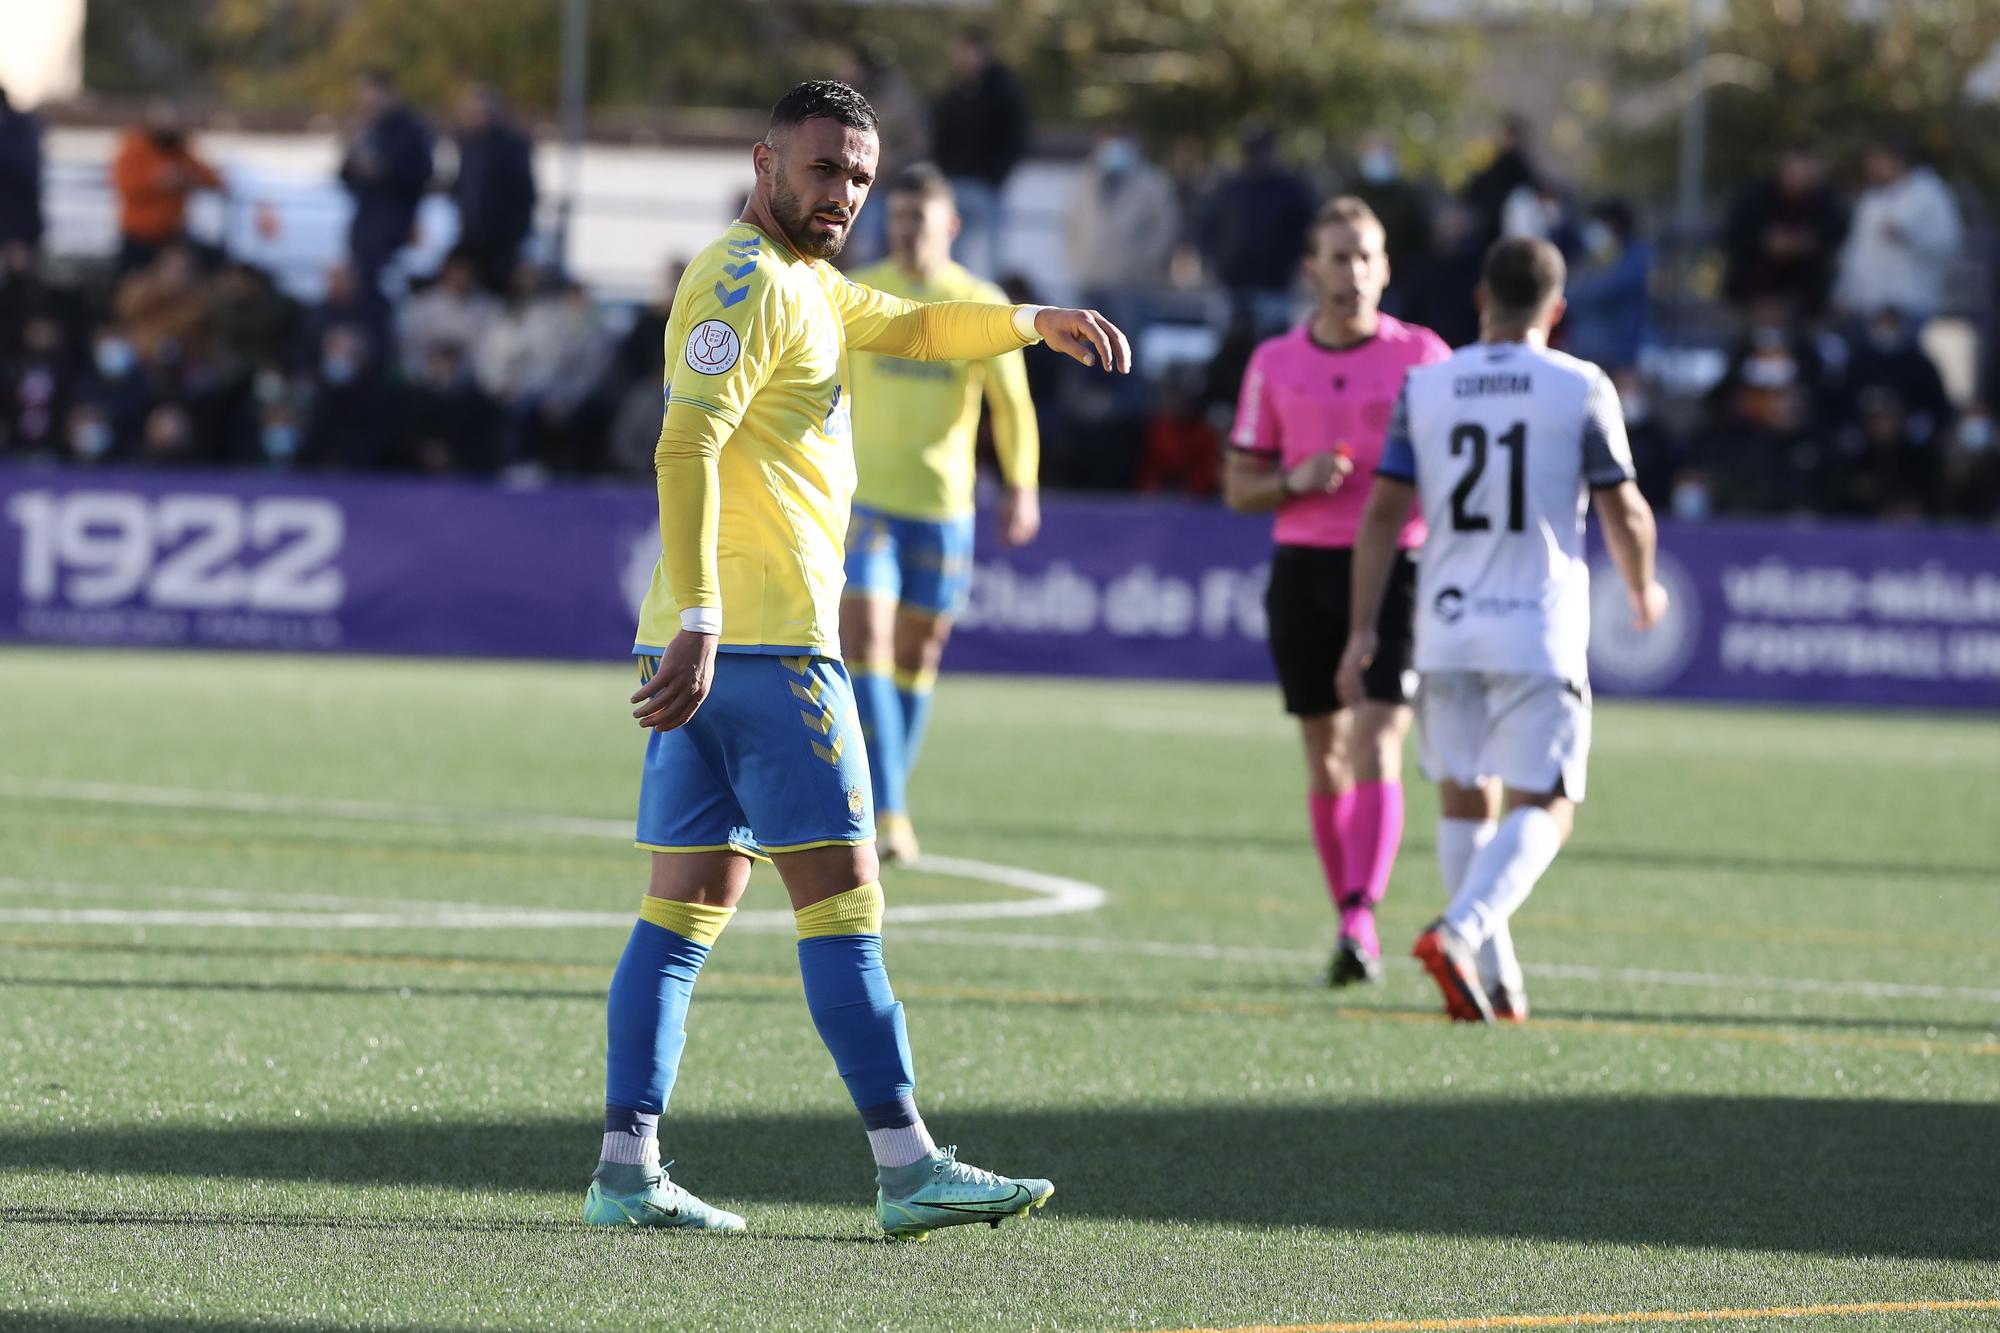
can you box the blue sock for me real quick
[796,933,916,1116]
[896,674,936,778]
[853,667,908,818]
[604,919,710,1147]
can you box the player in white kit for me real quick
[1337,236,1669,1024]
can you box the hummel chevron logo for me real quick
[714,281,749,308]
[722,260,758,280]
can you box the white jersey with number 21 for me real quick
[1375,341,1636,682]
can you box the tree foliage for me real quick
[1593,0,2000,205]
[79,0,1473,161]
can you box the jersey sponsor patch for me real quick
[684,319,742,376]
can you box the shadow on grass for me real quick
[2,1097,1994,1261]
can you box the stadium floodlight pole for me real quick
[556,0,590,268]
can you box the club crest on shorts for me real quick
[684,319,742,376]
[847,787,865,816]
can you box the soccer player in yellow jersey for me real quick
[842,164,1041,864]
[583,81,1131,1239]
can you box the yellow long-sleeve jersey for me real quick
[847,259,1040,521]
[634,221,1036,658]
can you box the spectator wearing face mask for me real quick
[1348,130,1431,311]
[111,102,224,277]
[1703,295,1836,511]
[78,327,153,452]
[1063,128,1179,301]
[64,401,119,466]
[305,324,402,470]
[1942,403,1999,521]
[1840,307,1952,448]
[1561,200,1651,374]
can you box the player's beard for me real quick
[771,172,850,261]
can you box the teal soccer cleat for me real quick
[876,1146,1054,1241]
[583,1162,747,1233]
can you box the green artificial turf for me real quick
[1,648,1995,1332]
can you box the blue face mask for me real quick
[73,421,113,458]
[95,338,136,378]
[262,423,301,460]
[321,356,358,386]
[1358,148,1397,184]
[1096,138,1139,174]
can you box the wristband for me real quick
[680,607,722,635]
[1012,305,1048,343]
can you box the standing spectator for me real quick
[110,102,224,277]
[610,256,685,390]
[1199,121,1316,325]
[338,70,435,298]
[399,251,500,377]
[1136,361,1221,496]
[1063,129,1179,299]
[930,28,1029,276]
[1348,130,1431,310]
[0,85,44,252]
[449,84,537,294]
[1562,200,1651,374]
[1832,139,1963,327]
[1461,114,1538,254]
[1721,143,1847,317]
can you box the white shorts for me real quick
[1417,670,1592,802]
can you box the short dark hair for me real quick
[1481,236,1566,317]
[767,80,877,141]
[887,162,954,205]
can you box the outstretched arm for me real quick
[832,275,1131,372]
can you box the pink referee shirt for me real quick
[1231,315,1451,549]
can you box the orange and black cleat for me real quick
[1412,920,1494,1024]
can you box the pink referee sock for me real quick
[1340,780,1406,910]
[1307,791,1346,911]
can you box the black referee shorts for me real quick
[1264,545,1417,716]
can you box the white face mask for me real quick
[1961,416,1995,452]
[1583,221,1617,259]
[1096,138,1139,174]
[1358,148,1397,183]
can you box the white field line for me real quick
[5,778,1992,1005]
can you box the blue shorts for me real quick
[633,652,874,859]
[844,504,977,618]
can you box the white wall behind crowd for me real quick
[43,127,1081,305]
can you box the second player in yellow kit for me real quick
[842,165,1042,863]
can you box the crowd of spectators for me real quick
[0,48,1995,525]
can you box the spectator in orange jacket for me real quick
[111,103,223,276]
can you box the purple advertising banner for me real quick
[2,466,1997,709]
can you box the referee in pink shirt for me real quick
[1226,195,1452,986]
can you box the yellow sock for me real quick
[794,883,885,939]
[637,896,736,947]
